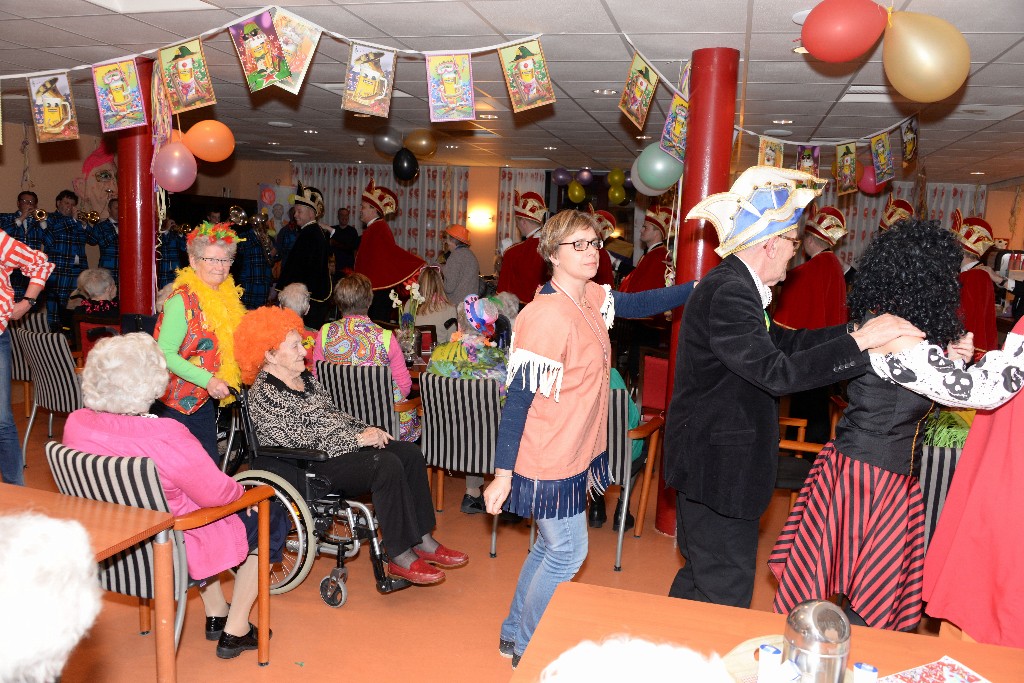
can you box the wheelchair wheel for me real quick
[319,576,347,608]
[234,470,316,594]
[217,404,247,476]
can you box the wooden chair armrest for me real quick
[174,485,275,531]
[778,416,809,428]
[628,414,665,440]
[395,396,421,413]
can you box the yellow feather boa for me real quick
[173,267,246,402]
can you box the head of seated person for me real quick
[278,282,311,321]
[333,272,373,319]
[234,306,309,387]
[82,332,170,415]
[456,294,499,343]
[74,268,118,314]
[539,636,732,682]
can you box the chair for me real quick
[631,347,670,538]
[314,361,421,437]
[16,328,83,466]
[10,306,49,418]
[776,416,826,510]
[45,440,274,660]
[419,374,502,555]
[415,324,437,354]
[72,312,120,361]
[120,313,159,336]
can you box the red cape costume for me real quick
[959,266,997,353]
[772,250,848,329]
[593,248,614,287]
[353,218,425,291]
[619,244,668,293]
[497,236,546,304]
[922,316,1024,647]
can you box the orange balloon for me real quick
[183,120,235,163]
[169,129,184,144]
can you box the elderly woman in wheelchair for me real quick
[234,306,468,587]
[63,333,289,660]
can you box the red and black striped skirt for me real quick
[768,443,925,631]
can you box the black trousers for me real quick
[311,441,436,558]
[668,494,759,608]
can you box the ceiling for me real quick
[0,0,1022,186]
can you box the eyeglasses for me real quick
[558,238,604,252]
[777,235,802,249]
[198,256,234,266]
[17,198,36,205]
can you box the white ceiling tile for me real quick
[39,15,172,44]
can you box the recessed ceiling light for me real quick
[970,171,986,175]
[479,113,499,120]
[772,119,793,125]
[636,135,652,140]
[593,88,618,95]
[303,129,318,134]
[543,146,557,150]
[445,144,459,149]
[267,141,280,146]
[353,113,370,118]
[763,129,792,137]
[267,121,293,128]
[792,9,811,25]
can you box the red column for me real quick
[118,58,156,315]
[655,47,739,535]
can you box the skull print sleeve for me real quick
[870,333,1024,410]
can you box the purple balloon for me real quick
[575,168,594,186]
[623,170,634,190]
[153,142,197,193]
[552,167,572,186]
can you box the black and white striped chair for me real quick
[16,328,82,466]
[419,374,502,554]
[314,361,420,437]
[10,307,49,419]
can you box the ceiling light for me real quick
[479,113,499,120]
[593,88,618,95]
[970,171,986,175]
[267,141,280,146]
[763,129,792,137]
[636,135,652,140]
[543,146,557,150]
[303,129,318,134]
[445,144,459,149]
[267,121,293,128]
[353,113,370,118]
[772,119,793,125]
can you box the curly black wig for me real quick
[848,219,964,348]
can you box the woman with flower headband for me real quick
[152,221,247,463]
[312,272,420,441]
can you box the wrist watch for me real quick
[20,297,36,306]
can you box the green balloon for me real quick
[607,167,626,187]
[567,180,586,203]
[608,184,626,205]
[636,143,684,192]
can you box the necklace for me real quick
[550,278,609,378]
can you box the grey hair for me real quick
[278,283,311,316]
[155,283,175,312]
[186,237,238,261]
[81,333,169,415]
[76,268,115,299]
[0,513,101,683]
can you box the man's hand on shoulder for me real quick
[850,313,925,352]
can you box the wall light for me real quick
[468,210,494,227]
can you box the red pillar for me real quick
[118,58,156,315]
[655,47,739,535]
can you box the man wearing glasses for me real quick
[0,192,49,300]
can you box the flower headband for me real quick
[186,221,244,245]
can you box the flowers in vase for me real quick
[389,282,426,335]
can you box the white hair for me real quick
[540,637,733,682]
[81,333,169,415]
[0,514,101,683]
[155,283,176,312]
[76,268,115,300]
[278,283,311,316]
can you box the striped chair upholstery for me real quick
[10,307,48,383]
[17,329,83,464]
[420,374,501,475]
[606,389,633,487]
[314,361,401,437]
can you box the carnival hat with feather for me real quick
[513,190,547,224]
[362,179,398,216]
[686,166,826,257]
[879,195,914,231]
[951,208,994,258]
[290,181,324,220]
[587,204,617,240]
[804,205,847,247]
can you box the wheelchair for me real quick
[227,387,412,607]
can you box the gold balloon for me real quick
[404,128,437,159]
[883,11,970,103]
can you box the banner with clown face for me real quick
[92,59,147,132]
[619,52,659,130]
[498,39,556,113]
[425,52,475,122]
[159,38,216,114]
[227,11,291,93]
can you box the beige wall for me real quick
[191,157,294,201]
[985,187,1023,250]
[0,123,101,211]
[465,166,499,276]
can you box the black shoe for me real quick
[205,615,227,641]
[461,493,485,515]
[498,637,514,658]
[216,623,271,659]
[498,510,523,524]
[612,500,635,532]
[588,495,607,528]
[512,652,522,670]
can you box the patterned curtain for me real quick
[293,163,469,262]
[815,181,987,271]
[496,168,547,243]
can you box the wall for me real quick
[191,157,294,201]
[985,187,1023,250]
[0,123,100,210]
[465,166,499,276]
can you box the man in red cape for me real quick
[772,205,848,330]
[951,209,998,356]
[619,205,672,294]
[496,190,547,304]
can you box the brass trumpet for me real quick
[228,205,248,226]
[32,209,47,221]
[77,210,100,226]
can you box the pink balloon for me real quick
[857,164,887,195]
[153,142,197,193]
[802,0,887,63]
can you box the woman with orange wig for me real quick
[234,306,467,586]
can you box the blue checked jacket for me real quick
[93,219,118,284]
[0,212,48,299]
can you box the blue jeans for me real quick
[0,328,23,485]
[500,511,588,658]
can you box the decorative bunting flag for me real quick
[498,39,556,113]
[28,73,78,143]
[159,39,216,114]
[660,94,688,164]
[343,44,396,118]
[619,52,659,130]
[425,52,475,122]
[228,11,291,93]
[901,115,919,168]
[271,7,322,95]
[758,137,784,167]
[871,131,895,184]
[796,144,820,177]
[835,143,858,196]
[678,61,691,98]
[92,59,147,133]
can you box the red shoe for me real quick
[388,558,445,585]
[414,544,469,569]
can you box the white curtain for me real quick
[293,162,469,262]
[496,168,547,243]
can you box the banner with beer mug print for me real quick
[28,73,78,143]
[425,52,475,122]
[159,39,216,114]
[228,11,291,93]
[92,59,147,133]
[343,44,396,118]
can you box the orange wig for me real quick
[233,306,307,385]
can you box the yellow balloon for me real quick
[883,11,970,103]
[567,180,586,203]
[404,128,437,158]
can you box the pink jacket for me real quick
[63,409,249,580]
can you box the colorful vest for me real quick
[155,285,221,415]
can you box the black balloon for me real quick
[393,147,419,181]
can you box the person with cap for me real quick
[951,209,999,356]
[619,205,672,294]
[586,207,617,287]
[497,190,548,304]
[441,224,480,305]
[353,179,426,320]
[664,166,923,609]
[277,182,332,328]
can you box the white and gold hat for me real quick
[879,195,914,231]
[950,208,994,258]
[362,179,398,216]
[290,181,324,219]
[804,205,847,247]
[513,190,547,224]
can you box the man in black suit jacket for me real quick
[665,167,922,608]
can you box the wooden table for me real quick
[511,583,1024,681]
[0,483,177,682]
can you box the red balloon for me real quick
[183,120,235,163]
[857,164,888,195]
[802,0,887,63]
